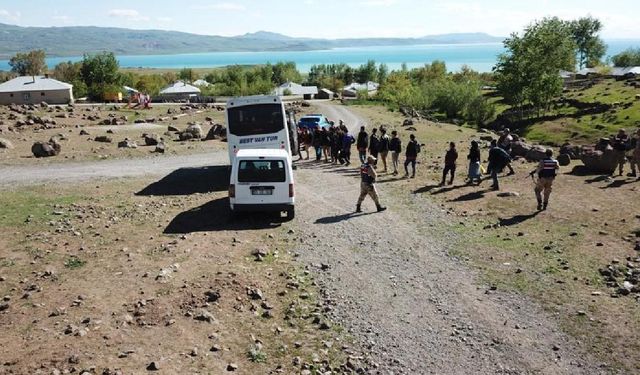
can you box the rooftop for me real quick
[159,81,201,95]
[0,75,73,93]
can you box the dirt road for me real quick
[293,102,602,374]
[0,102,604,374]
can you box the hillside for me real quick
[0,23,503,58]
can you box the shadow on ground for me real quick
[315,211,375,224]
[136,166,229,196]
[164,197,285,234]
[498,211,540,226]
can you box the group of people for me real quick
[606,128,640,178]
[297,123,420,178]
[298,121,565,213]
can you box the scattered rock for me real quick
[226,363,238,371]
[94,136,112,143]
[557,153,571,167]
[146,361,161,371]
[144,134,159,146]
[155,142,166,153]
[0,138,13,149]
[194,309,216,323]
[31,140,61,158]
[117,139,138,149]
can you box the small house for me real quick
[193,79,211,87]
[0,75,73,105]
[342,81,379,98]
[273,82,318,100]
[315,88,335,100]
[159,81,201,101]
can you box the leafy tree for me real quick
[494,17,576,116]
[52,61,87,98]
[377,63,389,84]
[355,60,378,83]
[271,61,301,85]
[178,68,198,83]
[611,48,640,67]
[9,50,47,76]
[81,52,122,100]
[570,17,606,69]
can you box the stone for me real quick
[185,123,203,139]
[226,363,238,371]
[31,141,61,158]
[79,129,90,136]
[117,139,138,149]
[248,288,263,300]
[580,147,618,174]
[194,309,216,323]
[510,141,532,157]
[525,145,547,162]
[168,125,180,132]
[205,290,220,302]
[557,153,571,167]
[146,361,161,371]
[144,134,159,146]
[497,192,520,198]
[94,136,112,143]
[0,138,13,149]
[155,142,166,153]
[205,124,227,140]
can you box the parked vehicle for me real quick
[226,95,297,162]
[297,114,331,129]
[228,149,295,219]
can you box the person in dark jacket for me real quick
[466,140,481,185]
[356,126,369,164]
[612,128,629,176]
[441,142,458,186]
[378,128,390,173]
[404,134,419,178]
[389,130,402,175]
[342,130,356,166]
[312,126,323,161]
[320,127,331,162]
[487,139,511,190]
[369,128,380,165]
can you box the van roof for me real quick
[236,148,290,158]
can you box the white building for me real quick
[273,81,318,99]
[159,81,201,100]
[342,81,379,98]
[0,75,73,105]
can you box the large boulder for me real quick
[31,141,60,158]
[557,153,571,167]
[205,124,226,140]
[94,136,112,143]
[0,138,14,149]
[179,132,194,141]
[118,138,138,149]
[580,147,618,174]
[185,123,203,139]
[525,145,548,162]
[144,134,159,146]
[510,141,532,157]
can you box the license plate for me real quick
[252,188,273,195]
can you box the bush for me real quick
[466,96,496,125]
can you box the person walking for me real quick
[321,127,331,162]
[342,130,356,166]
[467,140,482,185]
[441,142,458,186]
[389,130,402,175]
[404,134,420,178]
[378,128,390,173]
[299,128,311,160]
[612,128,629,176]
[531,149,559,211]
[312,126,323,161]
[356,155,387,213]
[369,128,380,166]
[487,139,511,190]
[628,129,640,178]
[356,126,369,164]
[498,128,516,175]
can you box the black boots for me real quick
[537,201,548,211]
[376,204,387,212]
[356,204,362,213]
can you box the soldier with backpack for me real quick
[356,155,387,213]
[530,149,560,211]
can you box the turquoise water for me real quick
[1,40,639,73]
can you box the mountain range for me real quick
[0,23,504,59]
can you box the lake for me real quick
[1,40,639,73]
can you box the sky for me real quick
[0,0,639,39]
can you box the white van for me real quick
[229,148,295,219]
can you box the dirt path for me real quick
[292,102,603,374]
[0,151,228,186]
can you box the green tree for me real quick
[81,52,122,100]
[377,63,389,84]
[52,61,87,98]
[355,60,378,83]
[570,17,607,69]
[494,17,576,116]
[178,68,197,83]
[611,48,640,67]
[9,50,47,76]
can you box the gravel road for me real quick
[292,102,603,374]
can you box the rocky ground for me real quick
[1,101,638,374]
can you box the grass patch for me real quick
[247,346,268,363]
[0,190,79,227]
[64,257,86,269]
